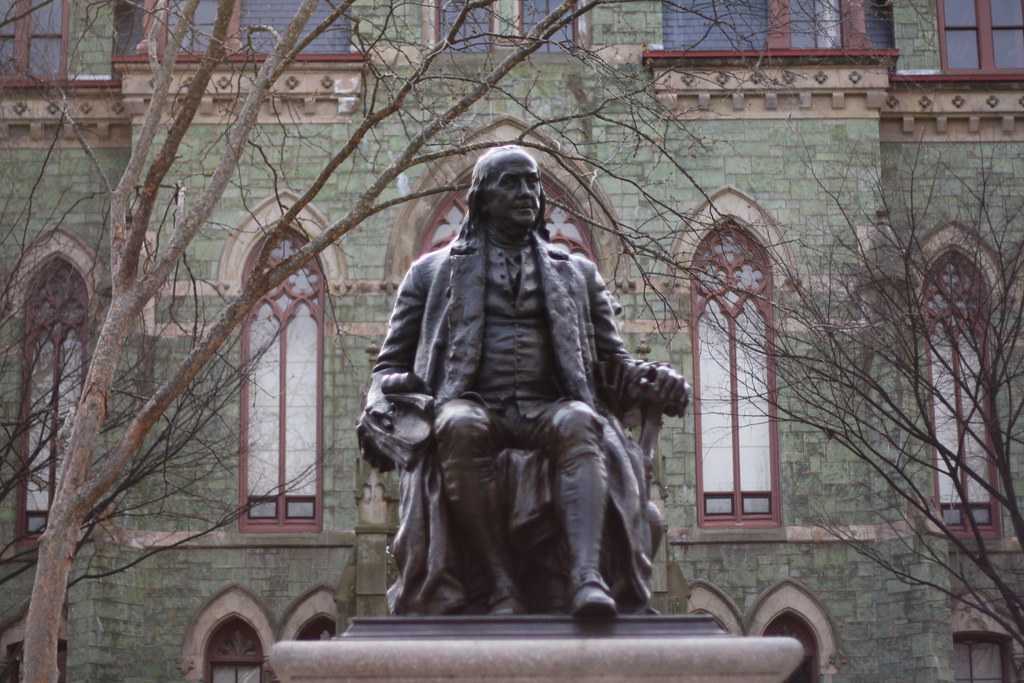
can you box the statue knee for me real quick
[434,400,492,455]
[550,401,603,453]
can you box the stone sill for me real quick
[643,48,899,69]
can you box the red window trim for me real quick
[953,633,1012,683]
[936,0,1024,74]
[690,226,781,528]
[130,0,243,56]
[924,252,1000,539]
[239,234,325,533]
[204,617,265,683]
[435,0,497,52]
[16,257,88,540]
[0,0,70,82]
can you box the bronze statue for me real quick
[358,147,688,618]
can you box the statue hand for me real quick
[632,363,689,416]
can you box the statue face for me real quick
[478,151,541,241]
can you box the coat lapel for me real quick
[440,237,485,403]
[532,236,594,405]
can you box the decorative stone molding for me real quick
[6,229,100,312]
[881,81,1024,141]
[686,580,744,635]
[279,586,339,640]
[746,580,841,677]
[650,64,891,120]
[114,58,364,125]
[215,189,347,294]
[673,186,797,281]
[180,585,275,681]
[0,83,131,147]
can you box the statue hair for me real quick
[455,146,549,244]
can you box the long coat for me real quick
[362,226,657,614]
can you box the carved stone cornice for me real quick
[881,76,1024,141]
[0,81,131,147]
[650,63,891,120]
[114,57,365,124]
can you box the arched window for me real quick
[240,233,324,531]
[205,618,265,683]
[764,613,819,683]
[4,640,67,682]
[296,615,336,641]
[419,179,596,259]
[954,634,1009,682]
[924,252,996,533]
[19,258,87,536]
[691,226,779,526]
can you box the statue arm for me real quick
[367,263,429,407]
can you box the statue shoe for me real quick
[490,593,525,616]
[571,583,617,619]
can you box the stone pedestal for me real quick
[270,616,804,683]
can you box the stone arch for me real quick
[0,605,69,675]
[746,580,841,677]
[278,585,338,640]
[686,580,744,635]
[951,597,1022,663]
[674,187,797,285]
[179,585,275,681]
[921,222,1001,291]
[217,190,347,295]
[383,117,620,280]
[9,229,99,309]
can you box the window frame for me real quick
[238,233,325,533]
[204,617,266,683]
[16,258,88,539]
[924,253,1000,538]
[953,633,1011,683]
[937,0,1024,73]
[659,0,881,51]
[130,0,241,57]
[0,0,69,81]
[435,0,496,52]
[690,225,781,528]
[517,0,578,52]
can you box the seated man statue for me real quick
[358,146,688,618]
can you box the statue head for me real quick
[465,146,547,243]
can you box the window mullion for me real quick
[977,0,996,68]
[728,312,741,515]
[277,307,288,522]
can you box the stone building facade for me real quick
[0,0,1022,680]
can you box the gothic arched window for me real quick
[240,233,324,531]
[764,613,819,683]
[419,179,596,259]
[205,617,265,683]
[691,226,779,526]
[19,258,87,536]
[296,615,336,641]
[924,252,996,533]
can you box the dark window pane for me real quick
[990,0,1023,25]
[0,38,15,73]
[26,513,47,534]
[944,0,977,27]
[942,505,963,526]
[946,29,980,67]
[705,495,733,515]
[114,1,145,55]
[790,0,842,48]
[31,0,63,33]
[662,0,768,50]
[993,28,1024,66]
[865,0,895,48]
[522,0,573,52]
[28,37,60,76]
[742,494,771,515]
[241,0,350,54]
[249,499,277,518]
[969,505,992,526]
[440,0,493,52]
[286,499,315,518]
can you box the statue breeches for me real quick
[434,398,610,597]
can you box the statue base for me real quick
[269,615,804,683]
